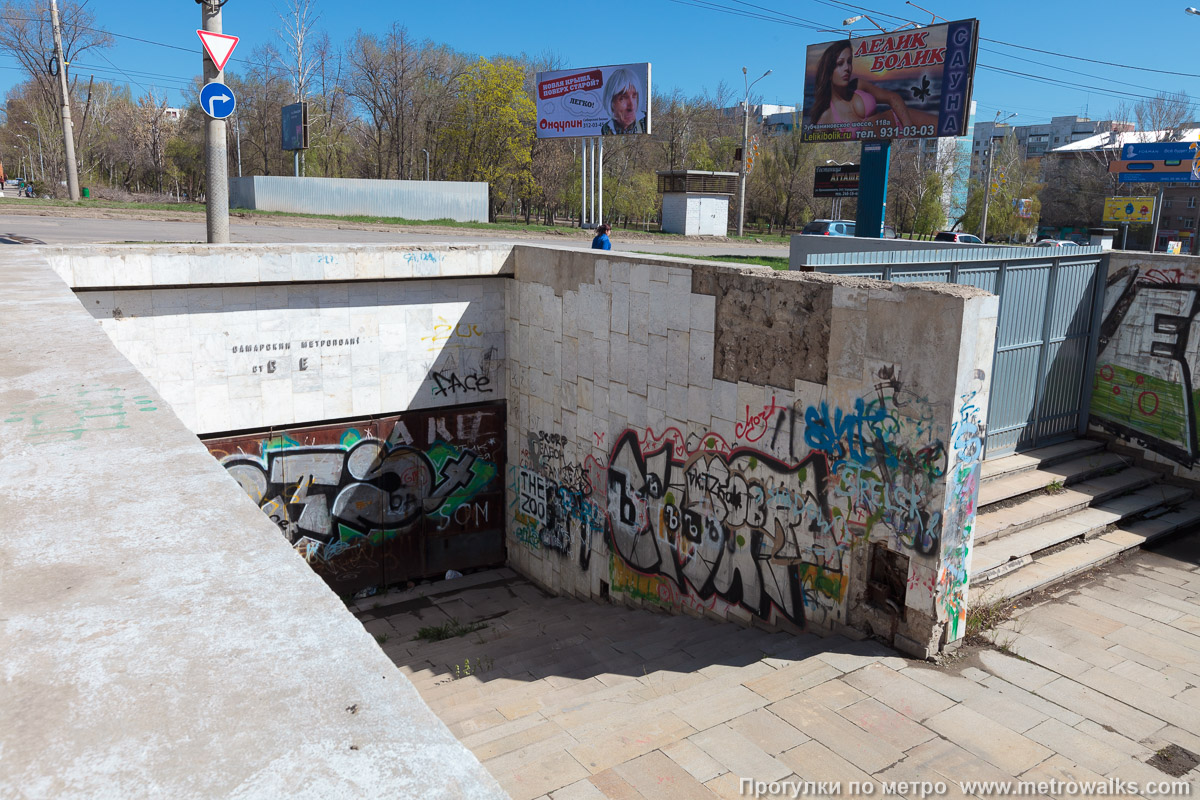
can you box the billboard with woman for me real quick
[535,63,652,138]
[800,19,978,143]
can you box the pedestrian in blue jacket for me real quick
[591,223,612,250]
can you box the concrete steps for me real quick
[978,450,1131,507]
[980,439,1105,483]
[970,440,1197,605]
[976,500,1200,604]
[972,484,1194,581]
[975,469,1177,545]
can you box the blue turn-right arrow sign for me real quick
[200,81,236,120]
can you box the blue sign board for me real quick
[200,81,236,120]
[1118,172,1200,183]
[1121,142,1200,160]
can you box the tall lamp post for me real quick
[980,111,1017,243]
[826,159,853,220]
[21,122,44,180]
[737,66,771,237]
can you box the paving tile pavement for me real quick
[359,545,1200,798]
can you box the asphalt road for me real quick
[0,213,789,258]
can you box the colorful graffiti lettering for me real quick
[605,428,835,628]
[208,407,505,595]
[1092,266,1200,465]
[511,370,959,636]
[515,464,605,569]
[940,387,985,641]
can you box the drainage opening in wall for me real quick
[867,543,909,619]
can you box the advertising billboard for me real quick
[1103,196,1156,223]
[535,63,651,139]
[814,164,860,197]
[800,19,979,143]
[282,102,308,151]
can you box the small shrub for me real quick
[453,655,494,680]
[965,597,1015,642]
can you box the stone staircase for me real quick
[970,439,1200,604]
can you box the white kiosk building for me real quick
[657,170,738,236]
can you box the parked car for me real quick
[801,219,856,237]
[1034,239,1079,248]
[882,225,898,239]
[934,231,983,244]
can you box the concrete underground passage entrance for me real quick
[43,241,1000,660]
[22,239,1199,794]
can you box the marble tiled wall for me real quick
[86,278,506,435]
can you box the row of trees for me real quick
[2,1,1183,236]
[0,0,885,231]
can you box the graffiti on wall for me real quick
[1092,265,1200,466]
[510,428,607,571]
[512,369,956,631]
[940,385,985,640]
[207,405,505,595]
[605,428,838,627]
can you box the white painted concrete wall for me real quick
[48,244,513,437]
[85,279,506,435]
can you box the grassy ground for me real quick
[639,252,790,270]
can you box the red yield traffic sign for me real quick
[197,30,239,72]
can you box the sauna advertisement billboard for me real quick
[535,63,652,139]
[800,19,978,143]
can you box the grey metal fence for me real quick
[813,246,1108,459]
[229,176,489,223]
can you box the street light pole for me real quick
[980,111,1016,243]
[421,148,430,181]
[48,0,80,200]
[737,66,771,237]
[236,113,243,177]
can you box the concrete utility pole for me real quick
[48,0,79,200]
[979,145,993,243]
[979,112,1017,243]
[737,67,771,238]
[199,0,230,243]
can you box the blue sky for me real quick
[3,0,1196,127]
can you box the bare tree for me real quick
[1113,91,1194,142]
[0,1,111,124]
[275,0,320,101]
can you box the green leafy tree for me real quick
[962,132,1042,241]
[913,172,945,234]
[441,57,535,221]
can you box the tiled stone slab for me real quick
[689,725,791,783]
[1033,678,1166,742]
[924,704,1054,775]
[767,695,905,774]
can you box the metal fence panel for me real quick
[228,176,489,223]
[817,247,1105,459]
